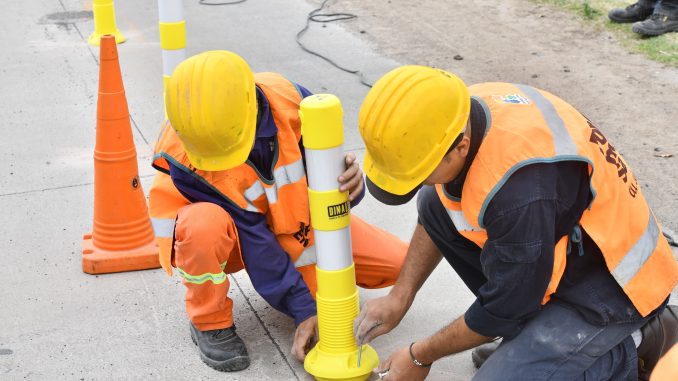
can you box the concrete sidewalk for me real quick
[0,0,475,379]
[1,0,675,380]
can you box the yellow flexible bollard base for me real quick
[88,31,126,46]
[304,344,379,381]
[305,265,379,381]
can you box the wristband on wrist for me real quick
[409,342,432,368]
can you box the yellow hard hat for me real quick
[165,50,257,171]
[359,65,470,204]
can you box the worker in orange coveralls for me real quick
[148,50,406,372]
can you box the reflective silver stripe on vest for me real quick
[515,85,578,156]
[294,245,317,267]
[245,203,260,213]
[611,213,661,287]
[274,160,306,189]
[243,159,306,207]
[445,209,482,232]
[244,181,265,212]
[151,217,176,238]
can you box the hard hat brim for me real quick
[183,142,251,171]
[366,176,422,206]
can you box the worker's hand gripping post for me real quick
[300,94,379,381]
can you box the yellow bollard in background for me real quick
[88,0,126,46]
[300,94,379,381]
[158,0,186,93]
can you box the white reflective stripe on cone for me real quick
[295,245,318,267]
[315,227,352,271]
[151,217,175,238]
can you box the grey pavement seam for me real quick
[57,0,98,66]
[0,174,155,198]
[229,274,301,380]
[57,0,150,146]
[130,115,150,145]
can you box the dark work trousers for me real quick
[640,0,678,14]
[416,186,648,380]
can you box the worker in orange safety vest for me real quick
[148,51,407,372]
[353,66,678,380]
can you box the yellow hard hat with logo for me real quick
[359,65,470,205]
[165,50,257,171]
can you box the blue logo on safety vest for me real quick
[492,94,531,105]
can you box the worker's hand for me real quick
[338,152,364,201]
[354,293,408,345]
[292,315,318,362]
[375,346,430,381]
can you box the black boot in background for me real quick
[633,12,678,35]
[609,1,656,23]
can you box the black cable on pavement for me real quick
[199,0,247,5]
[197,0,371,87]
[296,0,373,88]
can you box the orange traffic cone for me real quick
[82,35,159,274]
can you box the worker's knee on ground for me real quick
[175,202,236,251]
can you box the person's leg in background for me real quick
[609,0,658,23]
[633,0,678,35]
[173,202,249,372]
[658,0,678,14]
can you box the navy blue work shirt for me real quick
[442,99,650,339]
[166,83,365,326]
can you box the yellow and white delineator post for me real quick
[300,94,379,381]
[158,0,186,93]
[88,0,126,46]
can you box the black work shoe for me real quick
[637,305,678,380]
[608,2,655,23]
[471,338,502,369]
[189,323,250,372]
[633,13,678,35]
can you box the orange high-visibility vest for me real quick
[436,83,678,316]
[150,72,316,275]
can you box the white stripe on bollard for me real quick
[305,147,346,192]
[315,227,353,271]
[162,49,186,77]
[158,0,183,22]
